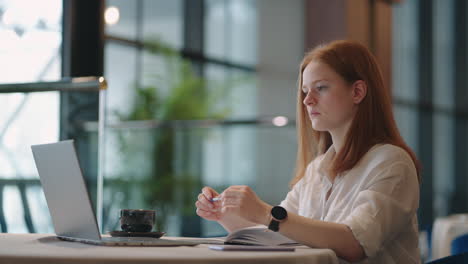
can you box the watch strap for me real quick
[268,218,280,232]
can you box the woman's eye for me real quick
[317,85,327,91]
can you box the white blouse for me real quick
[280,144,420,264]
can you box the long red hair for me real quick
[291,40,421,187]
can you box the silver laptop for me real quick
[31,140,199,246]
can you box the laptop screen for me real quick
[31,140,101,240]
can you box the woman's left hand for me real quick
[218,185,272,225]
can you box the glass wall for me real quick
[0,0,62,233]
[432,0,455,219]
[393,0,466,231]
[392,0,419,152]
[102,0,271,237]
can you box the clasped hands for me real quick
[195,186,272,226]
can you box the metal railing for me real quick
[0,77,107,93]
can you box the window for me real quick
[0,0,62,233]
[102,0,266,237]
[392,0,467,229]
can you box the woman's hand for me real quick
[195,186,222,221]
[218,185,272,225]
[195,185,271,232]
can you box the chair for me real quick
[426,232,468,264]
[420,224,433,261]
[432,214,468,259]
[451,233,468,255]
[426,253,468,264]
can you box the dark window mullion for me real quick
[183,0,204,76]
[136,0,144,90]
[452,0,468,213]
[417,0,434,229]
[61,0,105,208]
[179,0,205,237]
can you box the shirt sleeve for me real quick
[341,161,419,258]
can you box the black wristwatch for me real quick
[268,206,288,232]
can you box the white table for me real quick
[431,214,468,260]
[0,233,339,264]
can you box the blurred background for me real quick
[0,0,466,256]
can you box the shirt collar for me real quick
[317,145,336,183]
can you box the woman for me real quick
[195,40,421,263]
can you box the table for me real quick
[432,214,468,260]
[0,234,339,264]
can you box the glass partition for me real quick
[100,0,289,238]
[95,118,296,237]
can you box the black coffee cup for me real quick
[120,209,155,232]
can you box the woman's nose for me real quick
[303,91,317,106]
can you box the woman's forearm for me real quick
[260,211,365,262]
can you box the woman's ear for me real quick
[352,80,367,104]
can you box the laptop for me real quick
[31,140,199,246]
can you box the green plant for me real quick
[114,38,229,232]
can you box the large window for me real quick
[101,0,297,237]
[392,0,467,229]
[0,0,62,233]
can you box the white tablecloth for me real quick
[0,233,339,264]
[431,214,468,260]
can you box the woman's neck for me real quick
[329,119,353,154]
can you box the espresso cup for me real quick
[120,209,155,232]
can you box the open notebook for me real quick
[224,226,300,246]
[189,226,300,246]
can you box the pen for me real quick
[210,197,221,202]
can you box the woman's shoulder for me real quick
[357,144,417,179]
[353,144,416,178]
[365,143,414,166]
[357,144,419,195]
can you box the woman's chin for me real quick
[310,121,328,131]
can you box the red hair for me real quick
[291,40,421,186]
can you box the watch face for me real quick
[271,206,287,220]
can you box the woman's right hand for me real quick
[195,186,221,221]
